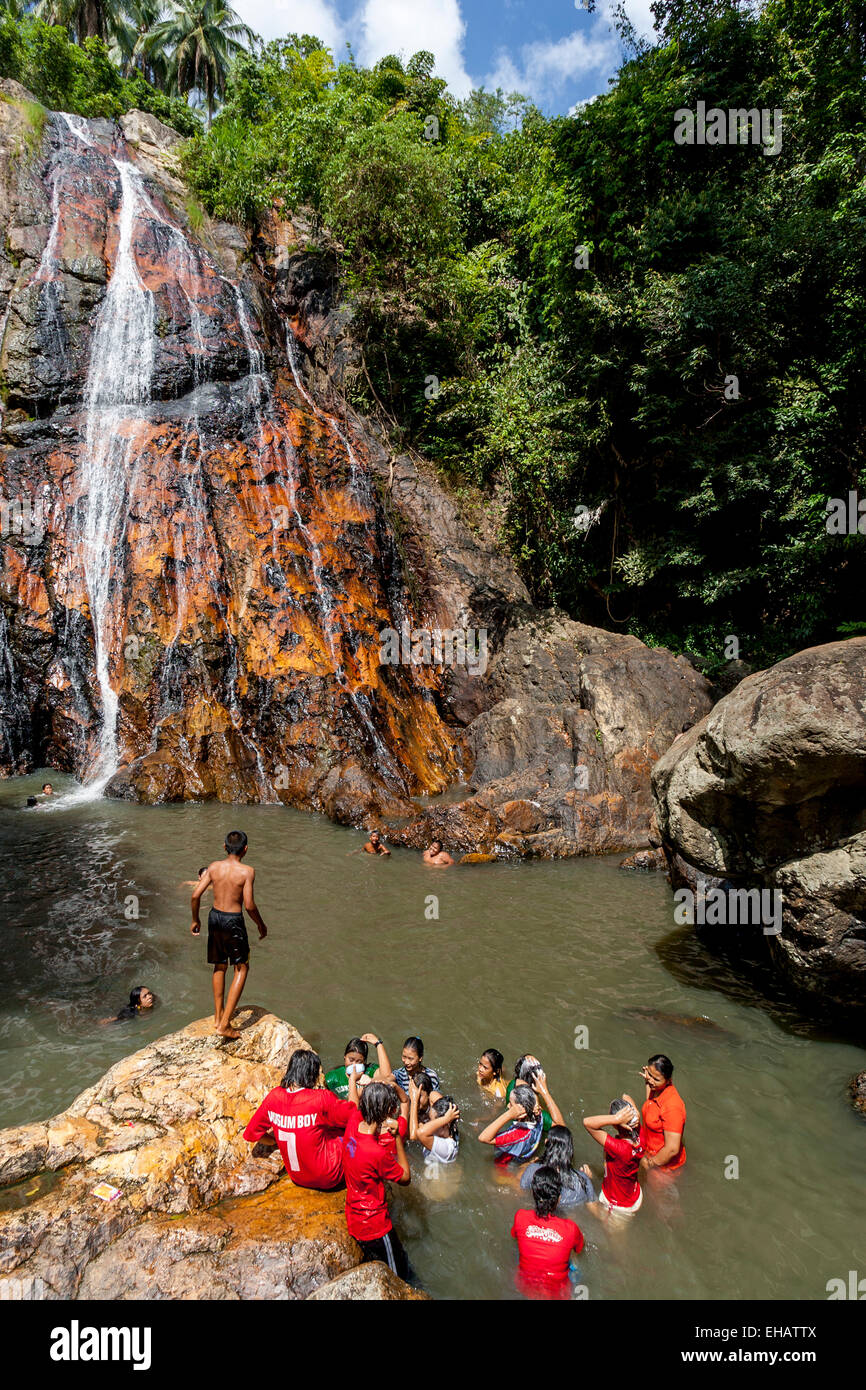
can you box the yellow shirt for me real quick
[480,1076,508,1101]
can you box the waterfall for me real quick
[62,114,156,795]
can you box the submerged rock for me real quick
[0,1008,416,1301]
[652,639,866,1012]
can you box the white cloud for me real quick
[236,0,344,49]
[601,0,657,38]
[355,0,473,97]
[485,29,618,104]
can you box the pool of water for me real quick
[1,773,864,1300]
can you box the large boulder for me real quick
[388,613,714,857]
[652,639,866,1011]
[0,1009,416,1301]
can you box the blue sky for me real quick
[232,1,660,114]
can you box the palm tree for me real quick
[35,0,117,42]
[110,0,167,85]
[136,0,254,126]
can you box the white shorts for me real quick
[599,1185,643,1216]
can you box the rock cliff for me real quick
[0,86,714,853]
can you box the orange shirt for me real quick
[641,1083,686,1171]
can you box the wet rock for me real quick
[849,1072,866,1118]
[307,1261,429,1300]
[652,639,866,1012]
[619,848,668,871]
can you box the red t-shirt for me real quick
[243,1086,355,1190]
[640,1083,687,1171]
[602,1133,643,1207]
[511,1208,584,1298]
[342,1111,405,1241]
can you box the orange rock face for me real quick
[0,104,457,816]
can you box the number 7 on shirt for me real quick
[278,1130,300,1171]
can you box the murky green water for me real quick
[2,773,864,1300]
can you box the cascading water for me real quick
[62,114,156,795]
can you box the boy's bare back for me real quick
[208,857,253,914]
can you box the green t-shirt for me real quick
[325,1064,377,1099]
[506,1078,553,1133]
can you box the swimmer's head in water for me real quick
[609,1098,640,1138]
[359,1081,400,1128]
[282,1048,322,1090]
[645,1054,673,1090]
[130,985,154,1011]
[402,1036,424,1072]
[478,1049,504,1084]
[511,1083,539,1123]
[429,841,442,854]
[198,866,207,877]
[531,1164,562,1219]
[25,796,38,807]
[369,831,380,843]
[513,1054,542,1086]
[541,1124,574,1172]
[42,783,52,793]
[433,1095,459,1139]
[225,830,248,857]
[344,1037,369,1066]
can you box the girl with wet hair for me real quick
[511,1165,585,1300]
[342,1081,413,1279]
[106,985,155,1023]
[505,1054,554,1133]
[520,1124,596,1208]
[476,1048,507,1100]
[479,1073,564,1165]
[325,1033,393,1099]
[637,1053,687,1174]
[583,1097,644,1217]
[392,1036,442,1099]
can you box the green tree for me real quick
[136,0,255,125]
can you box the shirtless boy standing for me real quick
[190,831,268,1038]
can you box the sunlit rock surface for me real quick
[0,1007,416,1301]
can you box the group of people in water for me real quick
[116,829,688,1296]
[241,1032,686,1296]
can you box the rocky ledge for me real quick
[652,639,866,1013]
[0,1008,421,1300]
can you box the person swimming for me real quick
[363,831,391,857]
[422,840,454,866]
[105,985,155,1023]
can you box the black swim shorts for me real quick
[207,908,250,966]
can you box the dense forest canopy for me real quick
[2,0,865,670]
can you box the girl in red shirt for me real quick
[342,1081,412,1279]
[511,1166,584,1300]
[583,1097,644,1216]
